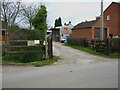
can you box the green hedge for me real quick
[4,27,45,63]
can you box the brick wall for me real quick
[104,3,120,36]
[93,2,120,37]
[72,28,92,40]
[118,5,120,35]
[93,20,109,38]
[0,16,2,41]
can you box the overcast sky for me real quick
[20,0,119,28]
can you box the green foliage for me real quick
[9,26,41,40]
[32,5,47,40]
[64,44,119,59]
[31,56,61,67]
[2,42,6,56]
[4,5,48,63]
[58,17,62,26]
[1,57,30,65]
[5,49,43,63]
[55,19,58,27]
[5,27,45,63]
[2,56,61,66]
[54,17,62,27]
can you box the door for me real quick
[94,28,107,39]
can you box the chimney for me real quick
[68,21,71,24]
[64,23,67,25]
[96,16,101,20]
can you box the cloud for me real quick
[46,0,118,27]
[18,0,119,28]
[44,0,119,2]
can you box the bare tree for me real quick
[1,0,40,30]
[21,3,40,29]
[1,0,21,27]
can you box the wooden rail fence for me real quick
[6,40,45,54]
[5,38,53,59]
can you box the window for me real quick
[2,30,6,36]
[107,15,110,20]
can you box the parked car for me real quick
[60,37,66,43]
[60,35,69,43]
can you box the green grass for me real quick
[31,56,61,67]
[64,44,119,59]
[1,57,30,65]
[1,56,61,67]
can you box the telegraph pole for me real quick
[45,30,48,60]
[101,0,104,40]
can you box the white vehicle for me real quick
[60,35,69,43]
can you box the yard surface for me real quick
[2,42,118,88]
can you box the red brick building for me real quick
[0,16,2,41]
[71,20,99,40]
[72,2,120,40]
[103,2,120,37]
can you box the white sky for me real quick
[20,0,119,28]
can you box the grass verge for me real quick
[1,57,30,65]
[64,44,119,59]
[31,56,61,67]
[1,56,61,67]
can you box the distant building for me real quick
[72,20,105,40]
[72,2,120,40]
[1,21,8,41]
[0,18,8,41]
[60,21,73,38]
[50,28,60,41]
[50,21,73,42]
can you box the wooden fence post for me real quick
[106,38,111,55]
[108,38,111,54]
[47,37,53,59]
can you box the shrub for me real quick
[4,28,45,63]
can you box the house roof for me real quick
[113,2,120,5]
[49,28,60,30]
[104,2,120,13]
[72,20,98,30]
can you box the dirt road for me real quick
[53,42,117,65]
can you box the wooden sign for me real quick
[34,40,40,44]
[28,41,35,46]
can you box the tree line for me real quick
[54,17,62,27]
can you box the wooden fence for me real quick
[6,40,44,54]
[89,39,110,55]
[5,38,53,60]
[68,37,120,55]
